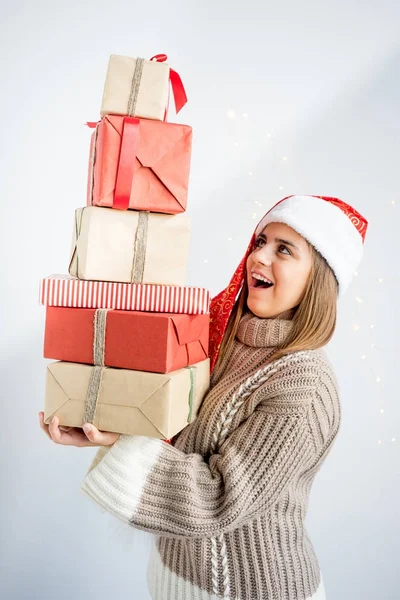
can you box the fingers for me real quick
[82,423,120,446]
[38,412,52,440]
[39,413,90,446]
[39,411,119,447]
[39,411,61,441]
[47,415,63,444]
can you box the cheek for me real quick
[274,264,309,292]
[273,263,291,283]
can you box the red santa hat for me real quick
[208,194,368,372]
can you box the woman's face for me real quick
[246,222,313,319]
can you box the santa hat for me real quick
[208,194,368,372]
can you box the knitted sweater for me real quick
[81,311,341,600]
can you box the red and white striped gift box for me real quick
[39,275,210,315]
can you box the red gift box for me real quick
[87,115,192,213]
[44,306,209,374]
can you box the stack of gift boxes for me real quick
[40,53,211,442]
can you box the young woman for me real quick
[39,194,368,600]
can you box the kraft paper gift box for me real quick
[39,275,210,314]
[68,206,190,285]
[44,358,210,439]
[87,116,192,213]
[44,306,210,374]
[100,53,187,122]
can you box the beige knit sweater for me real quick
[81,311,341,600]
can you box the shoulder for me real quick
[251,349,341,451]
[309,349,341,445]
[252,349,339,411]
[312,348,340,393]
[253,349,323,398]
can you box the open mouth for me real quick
[250,277,274,290]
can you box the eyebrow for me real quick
[257,233,301,252]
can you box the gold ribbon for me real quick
[131,210,149,283]
[82,308,110,425]
[127,57,145,117]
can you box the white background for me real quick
[1,1,399,598]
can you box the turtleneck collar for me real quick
[236,310,294,348]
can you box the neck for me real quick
[236,309,294,348]
[269,307,296,320]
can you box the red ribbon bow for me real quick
[150,53,187,116]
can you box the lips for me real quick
[251,269,274,284]
[249,276,274,290]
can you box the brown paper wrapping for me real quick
[68,206,190,285]
[100,54,170,121]
[44,358,210,439]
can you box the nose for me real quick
[254,244,273,267]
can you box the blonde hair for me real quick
[213,245,338,375]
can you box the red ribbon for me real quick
[86,118,140,211]
[114,117,140,210]
[150,54,187,115]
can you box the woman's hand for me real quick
[38,412,120,447]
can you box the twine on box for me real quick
[71,209,149,283]
[82,308,110,425]
[88,124,100,206]
[185,365,196,423]
[82,305,198,430]
[127,57,145,117]
[68,207,85,275]
[131,210,149,283]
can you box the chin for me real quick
[246,297,295,320]
[246,298,274,319]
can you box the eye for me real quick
[253,237,291,256]
[278,244,291,255]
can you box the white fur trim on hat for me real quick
[255,195,364,297]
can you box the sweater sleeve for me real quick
[80,384,318,538]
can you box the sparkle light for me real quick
[352,323,360,331]
[226,110,235,119]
